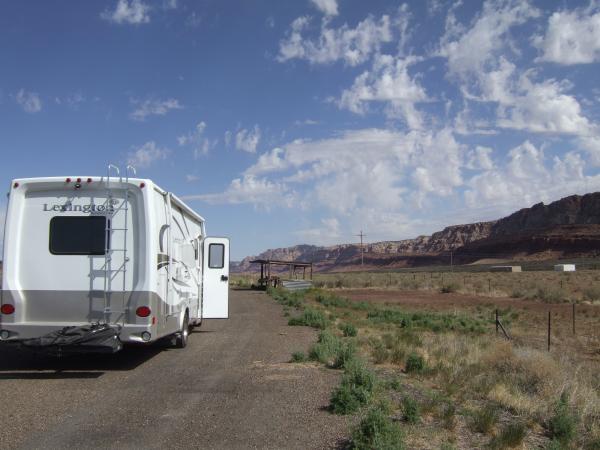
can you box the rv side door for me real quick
[201,237,229,319]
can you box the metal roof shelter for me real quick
[250,259,313,289]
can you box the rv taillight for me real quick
[87,178,93,183]
[1,304,15,315]
[136,306,151,318]
[66,177,72,183]
[76,178,82,183]
[13,182,19,188]
[140,182,145,188]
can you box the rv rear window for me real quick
[208,243,225,268]
[49,216,108,255]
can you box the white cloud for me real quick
[130,97,182,121]
[467,146,495,170]
[310,0,338,17]
[534,7,600,65]
[244,127,464,213]
[339,54,428,129]
[186,174,199,182]
[439,0,539,84]
[101,0,150,25]
[278,14,392,66]
[178,121,216,158]
[15,89,42,113]
[497,72,594,135]
[465,140,600,213]
[127,141,170,168]
[235,126,261,153]
[439,2,595,139]
[295,217,341,245]
[183,175,296,210]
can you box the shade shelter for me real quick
[250,259,313,289]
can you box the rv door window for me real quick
[208,243,224,268]
[49,216,108,255]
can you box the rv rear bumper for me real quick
[0,322,156,344]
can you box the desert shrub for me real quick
[339,322,358,337]
[489,421,527,449]
[405,352,425,374]
[401,396,420,424]
[442,403,457,430]
[351,404,405,450]
[288,308,329,329]
[350,301,373,311]
[309,330,356,368]
[387,377,403,392]
[316,292,351,308]
[440,282,460,294]
[583,286,600,302]
[371,339,389,364]
[268,288,304,307]
[332,341,357,369]
[470,404,500,434]
[309,330,341,364]
[330,359,375,415]
[290,351,307,362]
[367,309,486,334]
[534,286,568,303]
[548,392,578,445]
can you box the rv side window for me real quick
[49,216,108,255]
[208,243,224,269]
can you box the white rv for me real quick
[0,166,229,352]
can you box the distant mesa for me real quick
[233,192,600,273]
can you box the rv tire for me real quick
[175,312,190,348]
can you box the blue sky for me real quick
[1,0,600,259]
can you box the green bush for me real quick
[548,392,577,445]
[339,322,358,337]
[330,359,375,415]
[351,404,405,450]
[367,308,486,334]
[401,396,420,424]
[309,330,342,364]
[288,308,329,329]
[405,352,425,374]
[290,351,307,362]
[316,292,351,308]
[332,341,357,369]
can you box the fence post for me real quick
[495,309,499,335]
[547,310,551,352]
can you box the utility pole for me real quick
[355,230,367,266]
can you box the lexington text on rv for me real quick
[0,170,229,352]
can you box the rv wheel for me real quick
[175,312,190,348]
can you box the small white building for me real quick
[554,264,576,272]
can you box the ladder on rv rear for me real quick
[102,164,135,324]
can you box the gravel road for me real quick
[0,289,349,449]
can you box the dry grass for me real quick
[267,281,600,448]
